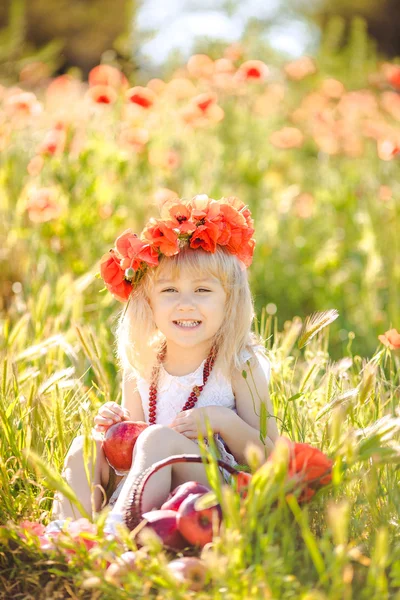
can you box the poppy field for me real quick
[0,28,400,599]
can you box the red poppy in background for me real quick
[235,60,269,82]
[26,188,62,223]
[88,64,128,90]
[284,57,317,81]
[5,91,42,118]
[38,128,66,156]
[378,328,400,350]
[270,127,304,149]
[187,54,214,79]
[192,92,218,114]
[386,65,400,90]
[125,86,156,109]
[85,85,117,104]
[118,127,149,153]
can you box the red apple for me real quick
[141,509,188,551]
[102,421,148,472]
[167,557,209,591]
[160,481,210,512]
[177,493,222,548]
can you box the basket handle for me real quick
[122,453,239,531]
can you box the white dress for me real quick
[108,347,271,507]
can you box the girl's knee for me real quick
[136,424,185,452]
[64,435,85,463]
[64,435,107,475]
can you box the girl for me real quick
[51,194,279,531]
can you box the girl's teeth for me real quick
[175,321,200,327]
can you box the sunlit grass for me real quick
[0,299,399,597]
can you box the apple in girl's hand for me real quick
[167,557,209,591]
[141,509,187,551]
[177,493,222,548]
[160,481,210,512]
[102,421,148,471]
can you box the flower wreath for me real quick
[98,194,256,302]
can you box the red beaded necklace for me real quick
[148,344,217,425]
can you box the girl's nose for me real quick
[177,293,196,310]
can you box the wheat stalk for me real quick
[298,309,339,349]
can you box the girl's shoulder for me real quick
[236,344,271,383]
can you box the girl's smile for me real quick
[149,273,227,356]
[173,319,202,330]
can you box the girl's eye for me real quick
[197,288,211,293]
[162,288,177,293]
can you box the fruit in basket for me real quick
[102,421,148,471]
[177,493,222,547]
[160,481,210,511]
[141,509,187,551]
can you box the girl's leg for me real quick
[51,435,124,520]
[111,425,224,519]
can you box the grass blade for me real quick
[298,309,339,349]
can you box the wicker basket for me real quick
[122,453,240,531]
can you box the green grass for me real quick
[0,307,399,598]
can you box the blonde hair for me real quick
[114,245,263,381]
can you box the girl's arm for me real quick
[218,355,279,464]
[121,368,146,422]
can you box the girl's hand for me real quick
[93,401,131,433]
[169,406,224,440]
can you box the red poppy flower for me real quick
[187,54,214,79]
[115,229,159,270]
[192,92,218,114]
[99,249,132,302]
[142,219,179,256]
[236,60,269,82]
[5,91,42,118]
[85,85,117,104]
[218,204,255,265]
[26,188,62,223]
[223,196,254,229]
[190,195,221,223]
[147,78,166,94]
[378,328,400,350]
[38,128,66,156]
[270,437,333,487]
[160,201,196,234]
[270,127,304,149]
[287,442,333,486]
[88,65,128,90]
[118,127,149,153]
[125,86,156,109]
[284,57,317,81]
[386,65,400,90]
[189,220,221,253]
